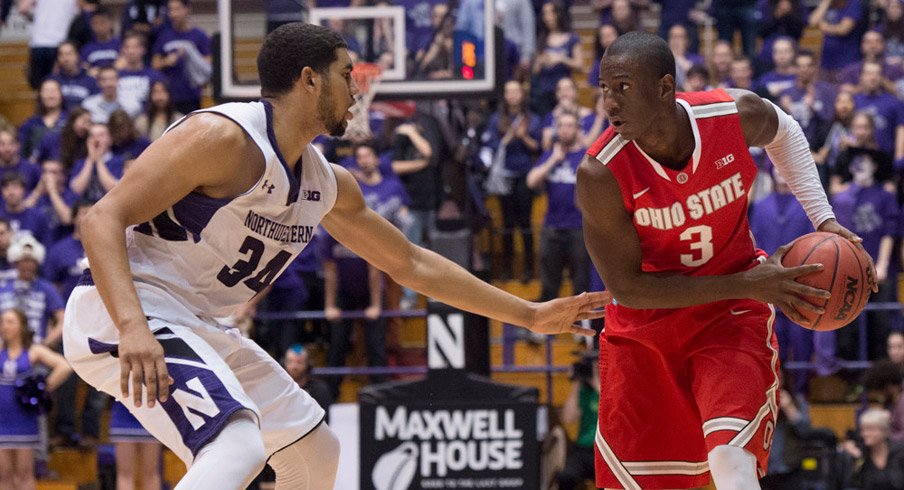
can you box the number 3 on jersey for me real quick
[217,236,292,291]
[680,225,714,267]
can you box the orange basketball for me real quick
[780,232,872,331]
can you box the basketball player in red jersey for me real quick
[578,32,876,489]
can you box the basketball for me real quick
[781,232,872,331]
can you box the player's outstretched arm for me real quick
[576,155,829,319]
[322,165,608,335]
[81,114,264,408]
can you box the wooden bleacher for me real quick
[0,41,38,126]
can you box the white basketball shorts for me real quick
[62,271,325,465]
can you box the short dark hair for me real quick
[123,31,148,48]
[72,199,96,219]
[862,360,904,391]
[604,31,676,80]
[92,6,112,18]
[354,141,378,155]
[687,64,709,79]
[97,65,118,76]
[257,23,347,97]
[796,49,816,61]
[1,171,25,188]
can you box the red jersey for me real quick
[588,89,763,329]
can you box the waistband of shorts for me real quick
[77,268,94,287]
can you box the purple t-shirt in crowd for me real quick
[70,155,126,201]
[0,207,50,244]
[34,131,61,163]
[756,71,797,98]
[535,147,584,229]
[294,231,322,274]
[271,253,305,290]
[541,112,597,142]
[112,137,151,162]
[359,176,411,230]
[321,233,370,298]
[35,189,79,244]
[841,60,904,86]
[854,92,904,155]
[0,160,41,191]
[49,70,99,110]
[152,26,211,105]
[118,67,166,108]
[535,34,581,93]
[832,183,899,259]
[395,0,445,59]
[781,82,837,143]
[820,0,863,70]
[484,112,542,176]
[80,38,122,69]
[0,278,64,343]
[338,150,394,177]
[43,235,84,300]
[750,192,814,254]
[18,113,65,161]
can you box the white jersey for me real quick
[125,100,337,319]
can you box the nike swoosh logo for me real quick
[632,187,650,199]
[730,309,751,315]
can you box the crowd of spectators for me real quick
[6,0,904,487]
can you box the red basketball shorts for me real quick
[594,300,780,489]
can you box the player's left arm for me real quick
[29,344,72,392]
[42,309,64,349]
[322,164,608,335]
[729,88,878,291]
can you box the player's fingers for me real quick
[791,282,831,300]
[838,228,863,244]
[772,244,791,261]
[144,359,158,408]
[131,363,144,408]
[156,358,171,403]
[865,255,879,293]
[583,291,612,304]
[781,303,812,327]
[790,296,825,315]
[586,297,611,310]
[577,310,606,321]
[788,263,824,278]
[119,358,131,399]
[569,324,596,337]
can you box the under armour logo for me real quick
[262,180,275,194]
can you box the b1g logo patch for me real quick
[302,190,321,201]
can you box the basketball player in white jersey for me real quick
[61,23,608,489]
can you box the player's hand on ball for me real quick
[529,291,611,336]
[742,246,830,327]
[817,219,878,292]
[119,323,172,408]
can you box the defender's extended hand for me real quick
[529,291,611,337]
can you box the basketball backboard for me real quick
[217,0,496,99]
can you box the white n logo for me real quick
[427,312,465,369]
[171,377,221,430]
